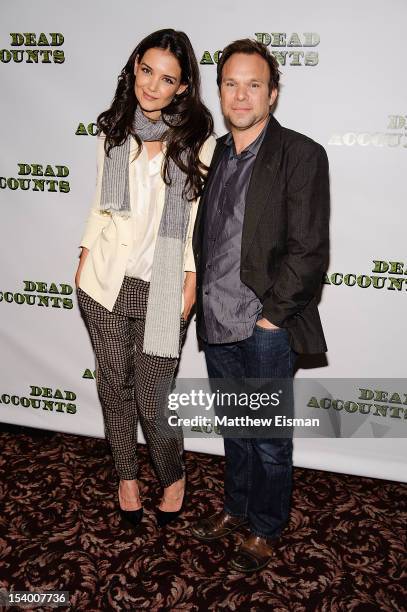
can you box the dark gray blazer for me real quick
[193,115,330,354]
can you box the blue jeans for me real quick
[203,325,296,539]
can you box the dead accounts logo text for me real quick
[0,385,77,415]
[0,33,65,64]
[200,32,319,67]
[324,260,407,292]
[0,163,70,193]
[329,115,407,148]
[0,281,73,309]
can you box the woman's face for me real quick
[134,47,187,119]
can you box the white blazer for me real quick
[79,134,216,312]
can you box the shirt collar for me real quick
[225,114,270,159]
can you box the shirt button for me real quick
[204,290,209,295]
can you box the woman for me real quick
[75,29,214,528]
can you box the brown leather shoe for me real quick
[229,534,274,573]
[191,511,248,541]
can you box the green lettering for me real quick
[82,369,95,379]
[53,50,65,63]
[32,179,45,191]
[288,51,304,66]
[305,52,319,66]
[44,165,56,177]
[287,33,302,46]
[75,122,87,136]
[7,178,19,190]
[200,51,214,65]
[60,284,73,295]
[372,260,389,273]
[389,393,402,404]
[358,388,374,401]
[372,404,387,417]
[50,33,64,46]
[0,50,12,62]
[10,33,24,46]
[17,163,31,175]
[18,179,30,190]
[389,261,404,275]
[42,387,53,398]
[271,33,286,46]
[271,51,287,66]
[50,296,62,308]
[87,123,98,136]
[59,180,70,193]
[47,179,58,192]
[303,33,320,46]
[254,33,271,45]
[31,164,43,176]
[357,275,371,288]
[372,276,386,289]
[40,49,52,63]
[37,33,49,46]
[26,49,39,63]
[375,390,388,402]
[387,277,404,291]
[55,165,69,177]
[24,33,37,46]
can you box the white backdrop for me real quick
[1,0,406,482]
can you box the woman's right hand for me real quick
[75,247,89,288]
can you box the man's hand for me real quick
[256,317,280,330]
[183,271,196,320]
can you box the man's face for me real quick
[219,52,277,131]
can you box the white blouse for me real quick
[124,147,163,281]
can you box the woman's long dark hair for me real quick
[97,28,213,200]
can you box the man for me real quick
[191,39,329,573]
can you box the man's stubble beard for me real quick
[225,112,268,133]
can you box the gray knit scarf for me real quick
[100,106,191,358]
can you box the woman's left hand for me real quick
[183,271,196,320]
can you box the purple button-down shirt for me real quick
[199,122,268,344]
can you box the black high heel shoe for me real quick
[118,481,143,529]
[156,496,185,527]
[120,507,144,528]
[156,480,186,527]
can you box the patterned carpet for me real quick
[0,424,406,612]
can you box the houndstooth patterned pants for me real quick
[77,276,186,487]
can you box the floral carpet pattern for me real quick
[0,424,406,611]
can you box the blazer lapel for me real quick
[241,115,283,263]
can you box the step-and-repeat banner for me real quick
[1,0,406,481]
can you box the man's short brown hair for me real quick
[216,38,280,94]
